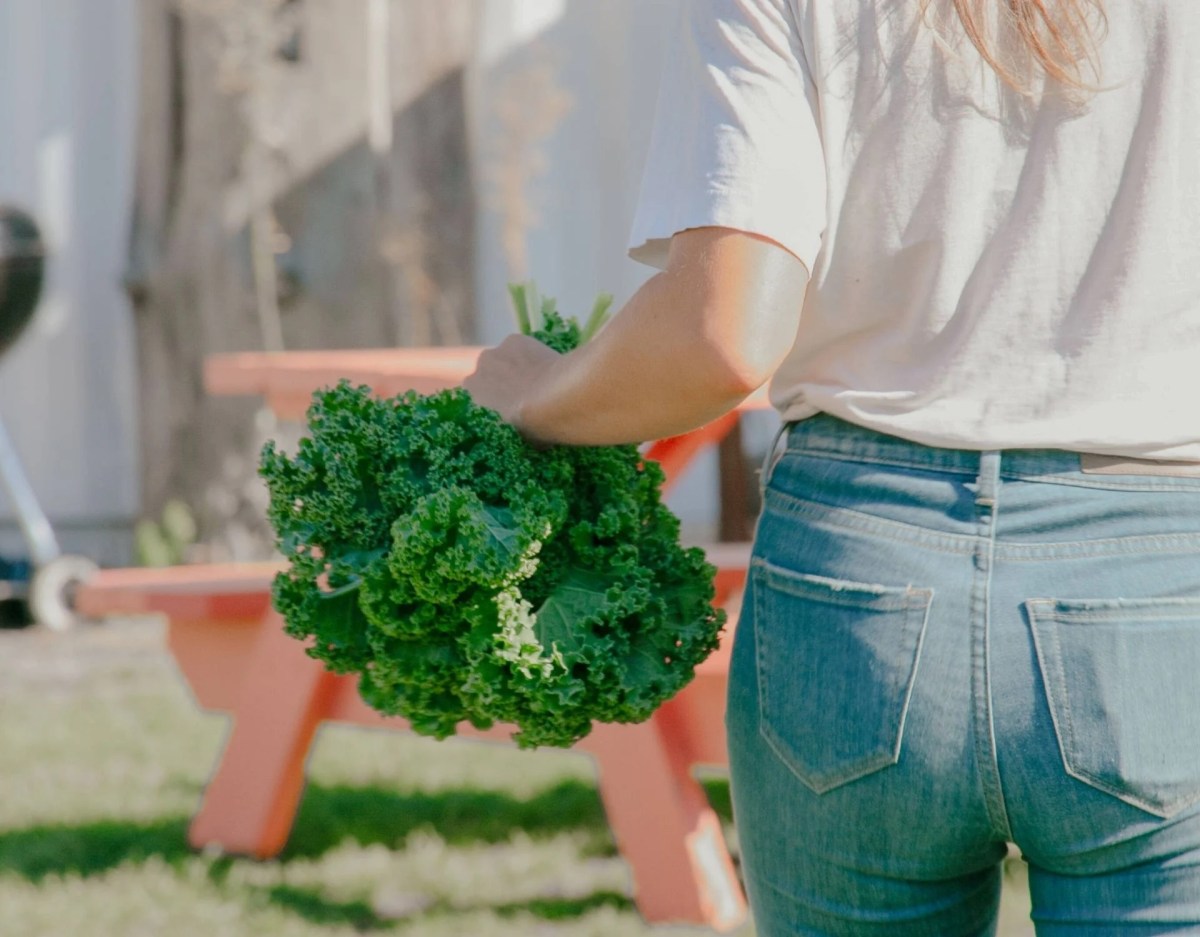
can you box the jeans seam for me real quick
[759,421,793,502]
[973,457,1012,840]
[767,487,1200,559]
[783,448,980,478]
[996,533,1200,559]
[896,589,934,773]
[1027,599,1077,798]
[1000,473,1200,493]
[782,441,1200,494]
[764,489,979,554]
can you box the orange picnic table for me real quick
[202,345,772,483]
[79,346,773,932]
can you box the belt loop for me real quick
[758,419,792,502]
[976,450,1002,508]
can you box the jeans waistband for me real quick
[781,413,1200,480]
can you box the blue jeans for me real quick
[727,413,1200,935]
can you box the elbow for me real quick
[692,308,801,403]
[658,225,808,399]
[695,316,796,401]
[696,339,779,403]
[721,359,771,400]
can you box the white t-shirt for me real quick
[628,0,1200,460]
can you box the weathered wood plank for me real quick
[127,1,479,556]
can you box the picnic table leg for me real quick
[646,411,742,494]
[187,610,336,858]
[583,714,748,932]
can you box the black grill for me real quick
[0,206,46,356]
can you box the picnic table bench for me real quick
[74,347,774,932]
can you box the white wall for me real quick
[467,0,778,543]
[0,0,140,565]
[468,0,673,342]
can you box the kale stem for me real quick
[581,293,614,343]
[528,282,544,332]
[508,282,532,335]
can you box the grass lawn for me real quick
[0,617,1033,936]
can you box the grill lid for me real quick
[0,206,46,356]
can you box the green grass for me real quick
[0,618,1032,937]
[0,619,748,937]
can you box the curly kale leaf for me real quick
[260,286,726,748]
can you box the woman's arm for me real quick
[464,226,810,447]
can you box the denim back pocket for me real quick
[1027,596,1200,818]
[752,559,934,794]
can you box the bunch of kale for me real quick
[259,286,724,748]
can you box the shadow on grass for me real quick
[0,817,193,883]
[283,777,611,860]
[262,882,634,931]
[701,776,734,824]
[498,890,633,921]
[0,775,655,881]
[266,884,395,930]
[0,775,733,930]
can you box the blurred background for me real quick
[0,0,767,575]
[0,2,1033,934]
[0,2,766,935]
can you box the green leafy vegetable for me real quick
[260,284,725,748]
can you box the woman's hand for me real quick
[463,333,565,442]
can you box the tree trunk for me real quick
[127,0,478,560]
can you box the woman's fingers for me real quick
[463,334,562,429]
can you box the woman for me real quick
[466,1,1200,932]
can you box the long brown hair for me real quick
[929,0,1107,94]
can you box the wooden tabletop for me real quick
[204,346,771,421]
[204,347,491,420]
